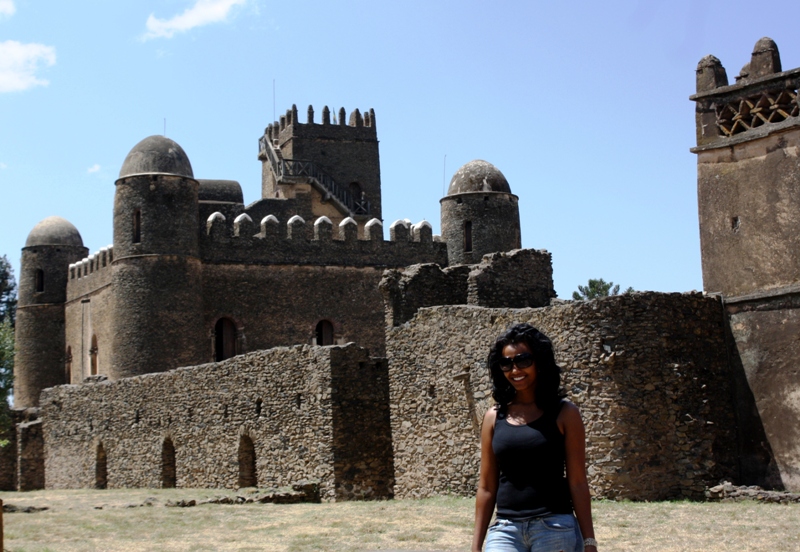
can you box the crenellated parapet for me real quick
[260,104,377,150]
[692,38,800,149]
[201,213,447,268]
[66,245,114,300]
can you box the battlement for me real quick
[201,212,447,268]
[692,38,800,149]
[67,245,114,299]
[261,104,377,147]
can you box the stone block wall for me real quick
[18,418,44,491]
[40,343,392,501]
[387,293,739,500]
[380,249,555,327]
[726,287,800,492]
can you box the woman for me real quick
[472,324,597,552]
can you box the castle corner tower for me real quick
[440,160,521,265]
[14,217,88,407]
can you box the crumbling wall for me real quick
[387,293,738,500]
[40,343,392,500]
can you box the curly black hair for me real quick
[487,323,564,410]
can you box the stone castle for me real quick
[2,38,798,501]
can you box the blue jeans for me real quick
[484,514,583,552]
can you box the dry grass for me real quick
[1,488,799,551]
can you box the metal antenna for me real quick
[273,79,276,122]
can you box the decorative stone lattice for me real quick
[716,88,799,136]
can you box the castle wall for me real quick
[387,294,739,500]
[441,192,520,265]
[726,289,800,492]
[40,343,393,500]
[201,264,388,356]
[697,126,800,296]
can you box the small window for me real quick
[65,346,72,384]
[133,209,141,244]
[35,269,44,292]
[315,320,334,346]
[90,335,98,375]
[215,318,237,361]
[464,221,473,252]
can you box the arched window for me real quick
[96,442,108,489]
[90,335,98,375]
[315,320,334,346]
[35,269,44,292]
[464,221,473,253]
[237,435,257,488]
[214,318,237,361]
[349,182,367,214]
[162,438,176,488]
[133,209,141,244]
[65,346,72,384]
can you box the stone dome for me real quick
[119,135,194,179]
[25,216,84,247]
[447,160,511,195]
[198,179,244,204]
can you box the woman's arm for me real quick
[472,407,499,552]
[559,402,597,552]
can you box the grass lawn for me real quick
[1,488,799,551]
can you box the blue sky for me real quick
[1,0,798,298]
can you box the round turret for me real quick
[119,135,193,179]
[198,179,244,204]
[111,136,205,379]
[25,216,84,248]
[447,160,511,195]
[15,217,88,407]
[440,160,521,265]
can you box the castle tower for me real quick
[110,136,205,379]
[692,37,800,296]
[14,217,88,407]
[258,105,382,233]
[440,160,521,265]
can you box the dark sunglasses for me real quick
[497,352,534,372]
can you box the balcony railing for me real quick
[259,136,370,215]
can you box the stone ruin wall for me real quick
[40,343,393,501]
[387,293,739,501]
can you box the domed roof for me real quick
[198,179,244,204]
[118,135,194,179]
[25,216,84,247]
[447,160,511,195]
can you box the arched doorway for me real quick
[162,438,176,488]
[215,318,237,361]
[237,435,257,488]
[315,320,334,346]
[95,442,108,489]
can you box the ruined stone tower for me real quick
[258,104,381,235]
[692,37,800,490]
[440,160,521,265]
[14,217,87,407]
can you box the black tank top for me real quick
[492,401,573,520]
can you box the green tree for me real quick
[0,254,17,325]
[572,278,634,301]
[0,255,15,442]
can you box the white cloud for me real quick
[143,0,247,40]
[0,0,15,19]
[87,164,101,173]
[0,40,56,93]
